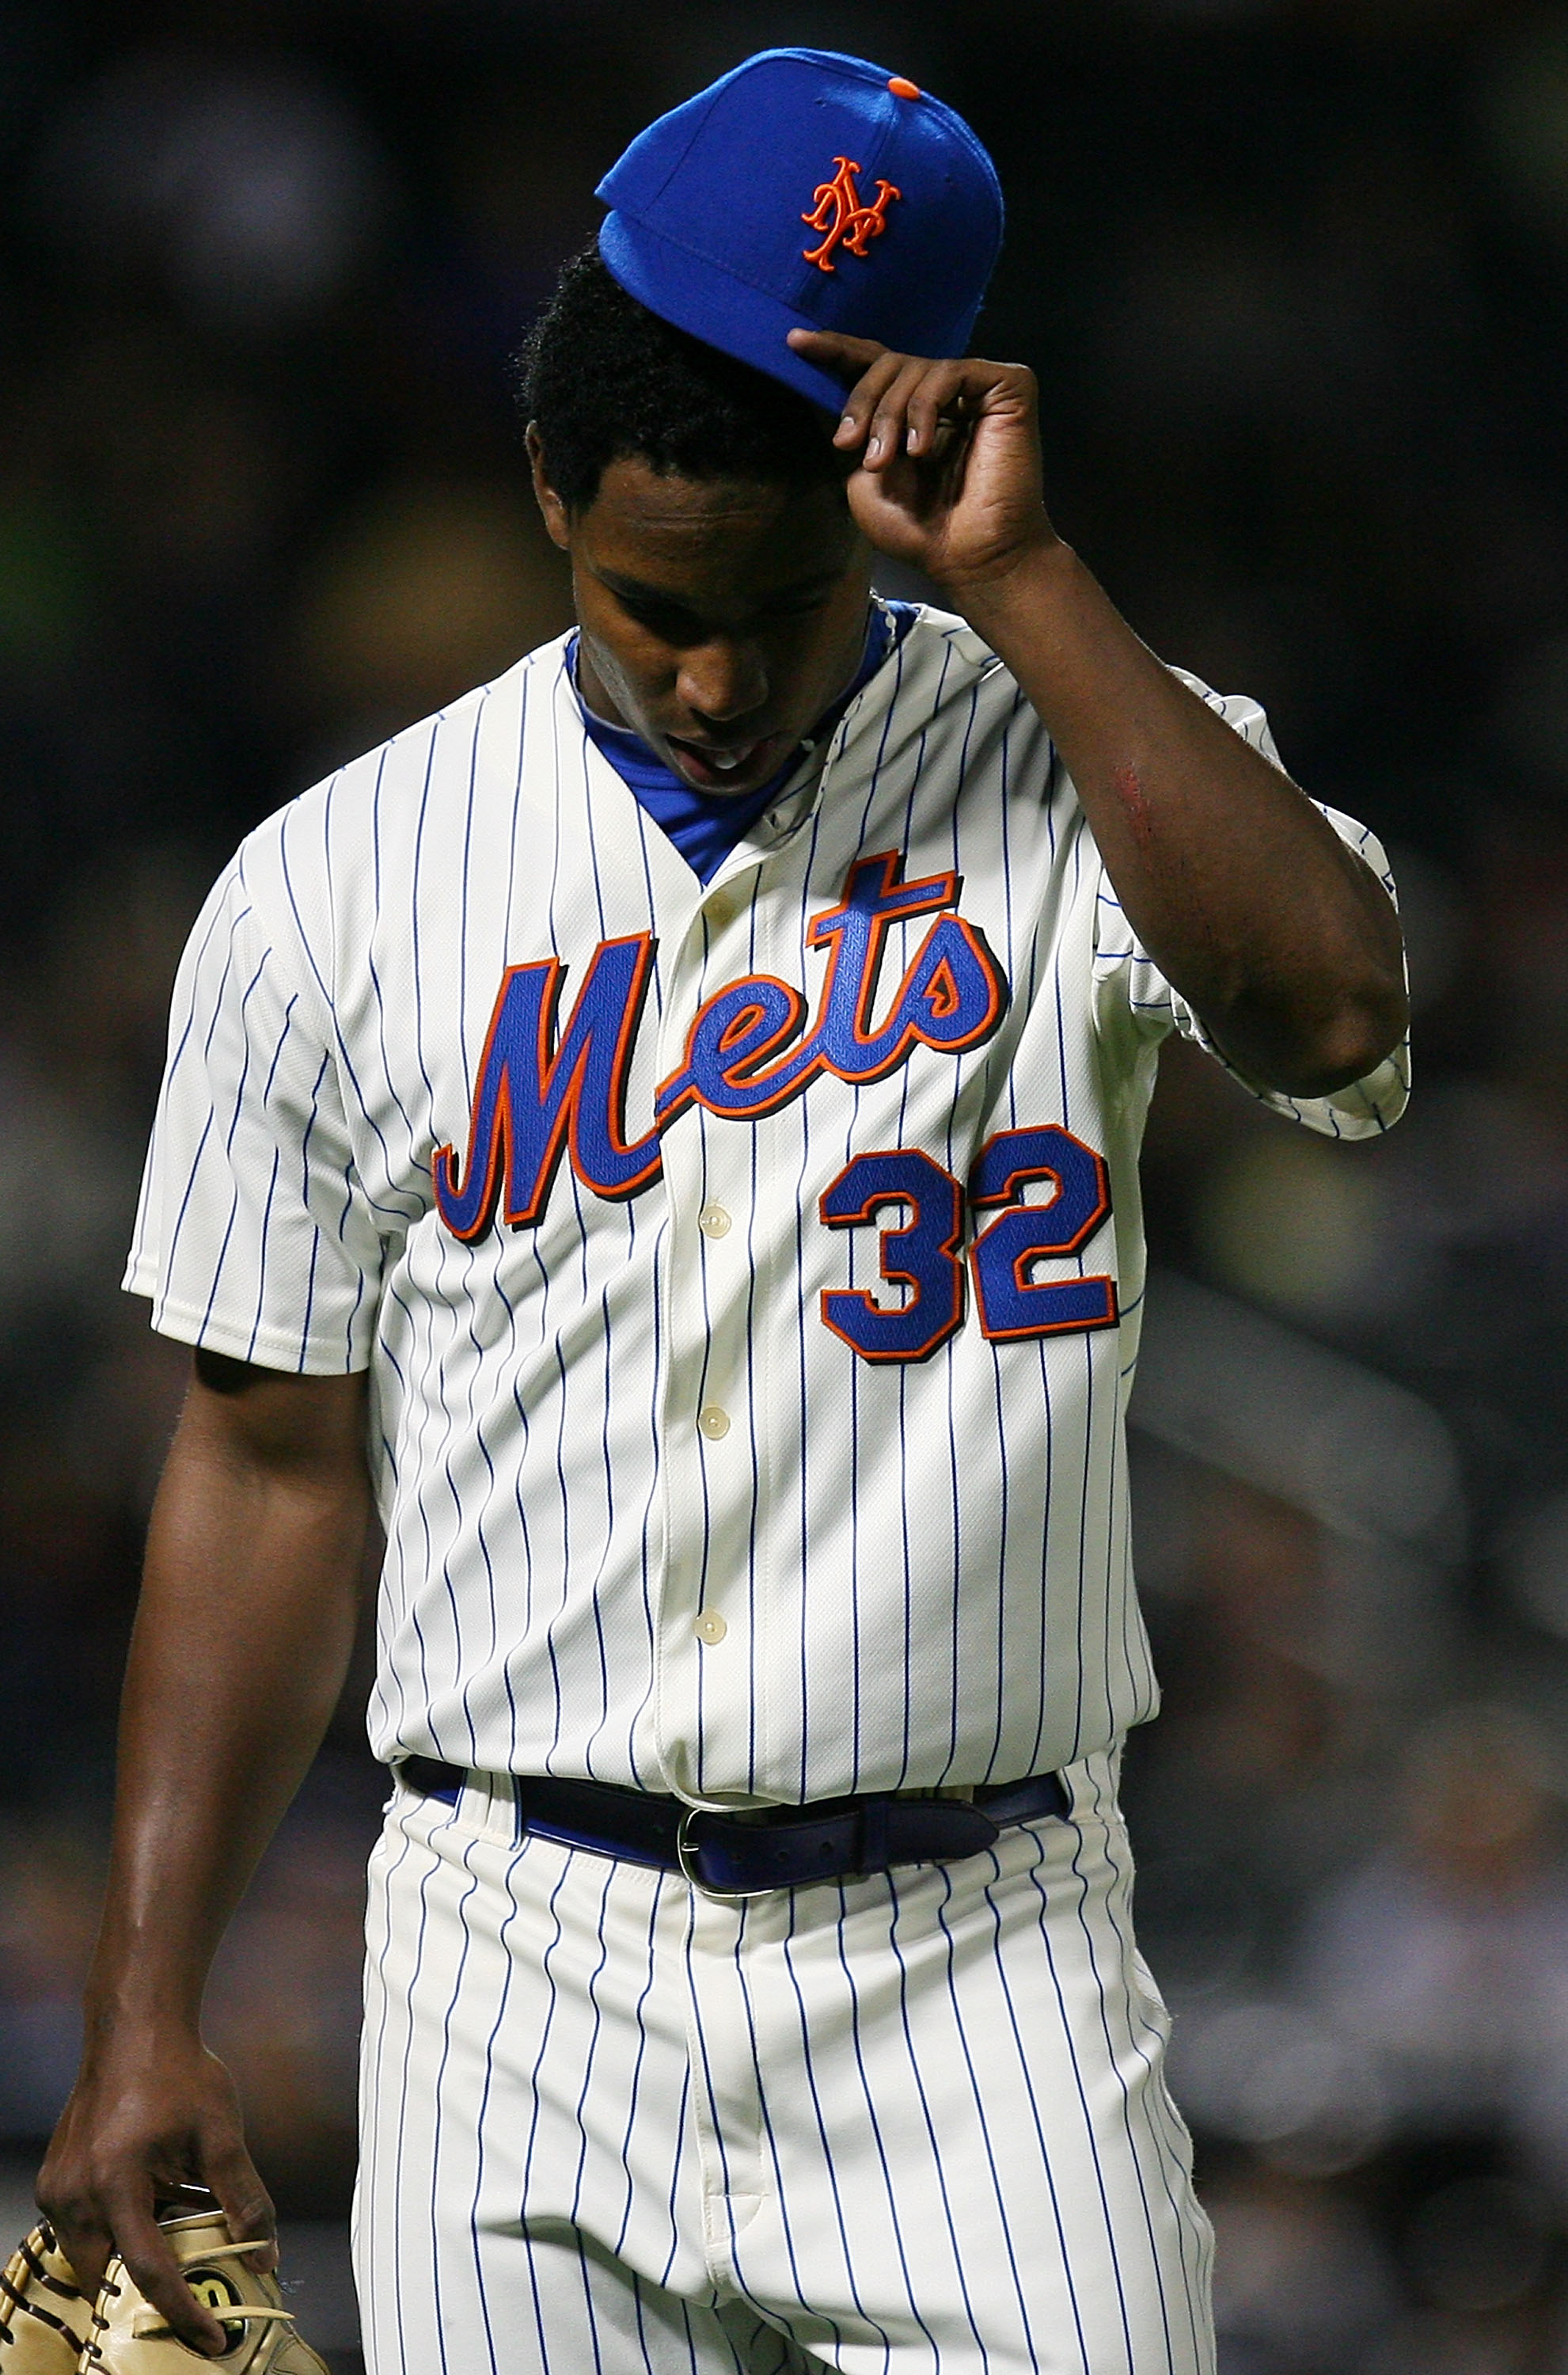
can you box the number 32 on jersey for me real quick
[820,1123,1118,1364]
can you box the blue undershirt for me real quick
[572,601,917,885]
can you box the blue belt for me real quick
[398,1761,1071,1897]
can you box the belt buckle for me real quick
[676,1807,777,1900]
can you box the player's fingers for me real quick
[826,349,907,454]
[98,2196,232,2358]
[786,326,889,378]
[902,363,971,458]
[863,359,940,469]
[204,2143,278,2276]
[34,2193,113,2304]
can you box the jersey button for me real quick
[699,1203,731,1238]
[698,1404,731,1440]
[693,1611,728,1644]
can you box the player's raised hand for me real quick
[787,329,1057,598]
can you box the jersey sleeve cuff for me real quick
[121,1266,374,1376]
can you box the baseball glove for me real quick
[0,2221,94,2371]
[80,2210,329,2373]
[0,2210,328,2374]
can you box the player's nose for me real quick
[677,637,769,725]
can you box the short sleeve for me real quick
[123,859,385,1372]
[1091,674,1410,1140]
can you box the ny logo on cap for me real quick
[802,157,901,272]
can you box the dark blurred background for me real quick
[3,0,1568,2366]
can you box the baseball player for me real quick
[37,49,1409,2375]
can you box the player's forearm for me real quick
[955,538,1409,1094]
[83,1358,371,2042]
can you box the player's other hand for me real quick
[788,329,1057,598]
[36,2027,275,2358]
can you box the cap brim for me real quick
[599,211,853,414]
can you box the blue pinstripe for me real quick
[763,1910,885,2364]
[389,1826,442,2375]
[1083,1776,1209,2369]
[428,1836,488,2375]
[975,1845,1092,2371]
[881,1901,991,2367]
[612,1885,665,2263]
[517,1855,578,2369]
[929,1866,1040,2362]
[567,1865,618,2232]
[467,1853,527,2375]
[355,1810,414,2371]
[1066,1817,1179,2368]
[1028,1852,1138,2366]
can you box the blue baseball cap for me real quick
[596,48,1004,412]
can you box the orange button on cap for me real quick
[888,76,921,100]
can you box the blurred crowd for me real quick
[6,0,1568,2366]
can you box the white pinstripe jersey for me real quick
[126,605,1408,1807]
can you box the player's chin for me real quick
[663,731,791,795]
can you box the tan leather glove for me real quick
[1,2211,330,2374]
[0,2221,95,2372]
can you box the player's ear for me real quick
[526,425,572,553]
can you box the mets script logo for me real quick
[802,157,901,272]
[432,853,1007,1241]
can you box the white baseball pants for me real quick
[353,1752,1213,2375]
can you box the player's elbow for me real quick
[1270,847,1410,1094]
[1262,971,1410,1097]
